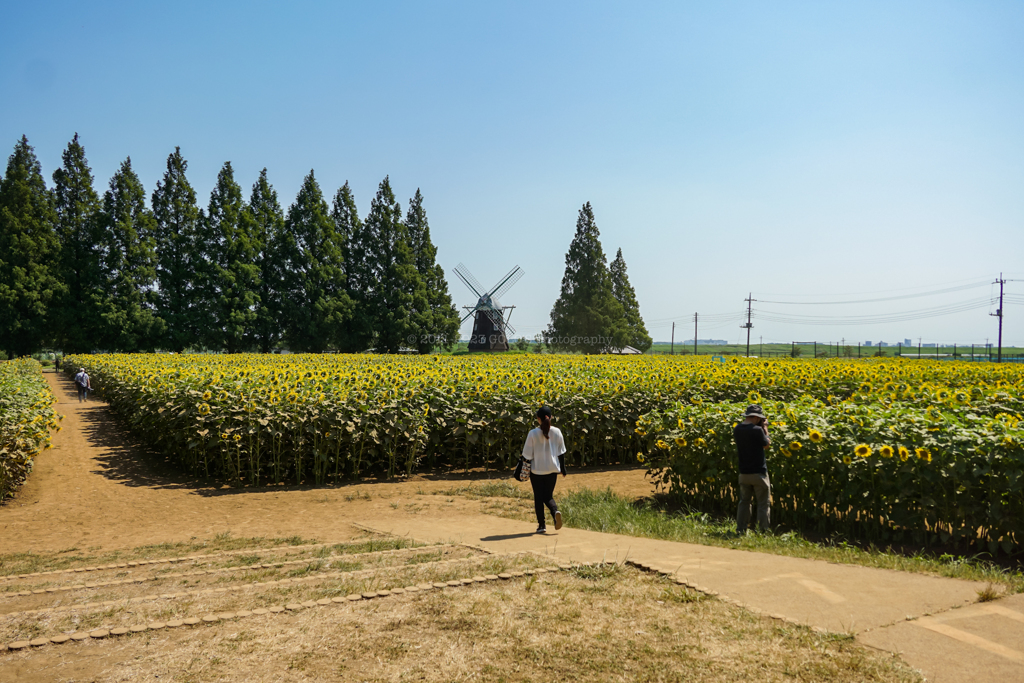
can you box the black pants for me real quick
[529,472,559,527]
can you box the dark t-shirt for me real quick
[734,422,769,475]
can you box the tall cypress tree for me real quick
[52,133,104,353]
[331,181,371,352]
[609,248,652,352]
[97,157,164,351]
[545,202,628,354]
[152,148,203,351]
[280,170,352,352]
[404,189,459,353]
[0,136,63,358]
[358,177,421,353]
[248,169,285,353]
[207,162,258,352]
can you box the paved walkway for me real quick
[362,512,1024,683]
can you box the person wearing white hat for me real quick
[734,404,772,533]
[74,367,91,403]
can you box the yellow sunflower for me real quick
[808,429,823,443]
[879,445,894,458]
[854,444,872,458]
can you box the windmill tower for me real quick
[454,263,523,352]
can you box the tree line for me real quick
[0,135,460,357]
[545,202,652,353]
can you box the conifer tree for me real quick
[331,182,372,352]
[0,136,63,358]
[248,169,286,353]
[152,148,203,351]
[357,177,421,353]
[207,162,258,352]
[545,202,628,354]
[404,189,459,352]
[96,157,164,351]
[52,133,104,353]
[280,171,352,352]
[609,248,652,352]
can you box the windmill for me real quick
[453,263,523,352]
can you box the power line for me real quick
[756,281,989,305]
[752,297,995,326]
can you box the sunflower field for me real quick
[62,353,1023,552]
[1,359,61,501]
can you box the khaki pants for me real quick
[737,473,771,532]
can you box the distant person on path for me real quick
[74,368,91,403]
[522,406,567,533]
[734,404,772,534]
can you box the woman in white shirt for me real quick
[521,406,567,533]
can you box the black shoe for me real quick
[536,526,546,534]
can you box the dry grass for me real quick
[0,545,504,643]
[4,564,921,682]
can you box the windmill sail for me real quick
[454,263,523,352]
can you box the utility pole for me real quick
[992,274,1005,363]
[670,322,675,355]
[693,312,698,357]
[742,294,754,357]
[759,335,762,357]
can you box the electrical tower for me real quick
[741,294,754,357]
[991,274,1005,363]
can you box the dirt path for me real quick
[0,373,657,554]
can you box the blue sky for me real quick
[3,1,1022,346]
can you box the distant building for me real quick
[681,339,729,345]
[864,341,873,347]
[904,339,912,346]
[922,343,937,348]
[879,342,889,347]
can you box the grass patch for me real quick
[0,533,321,577]
[23,564,922,682]
[474,486,1024,591]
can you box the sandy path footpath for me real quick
[0,373,657,554]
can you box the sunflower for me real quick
[788,441,802,452]
[747,391,762,403]
[674,437,687,447]
[202,391,212,401]
[808,429,823,443]
[898,446,910,461]
[286,392,298,403]
[843,455,853,464]
[879,445,894,458]
[915,447,931,461]
[197,403,211,415]
[854,444,872,458]
[695,437,707,448]
[656,440,670,450]
[636,452,645,464]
